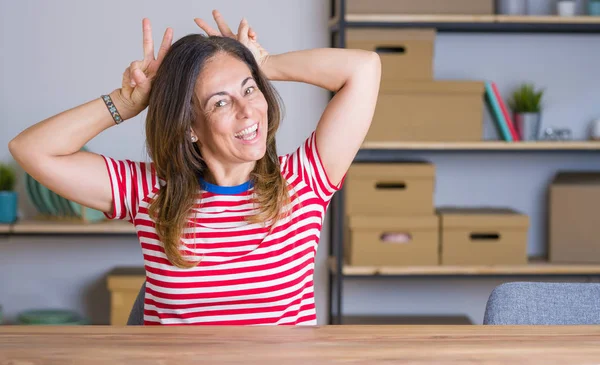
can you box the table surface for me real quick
[1,325,600,364]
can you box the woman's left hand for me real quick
[194,10,269,68]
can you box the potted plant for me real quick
[0,163,18,224]
[498,0,527,15]
[590,0,600,15]
[557,0,576,16]
[509,83,545,141]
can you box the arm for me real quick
[8,19,172,214]
[9,93,130,213]
[262,49,381,185]
[194,11,381,186]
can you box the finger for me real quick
[130,61,145,87]
[237,18,249,44]
[212,9,235,37]
[249,27,257,40]
[132,67,150,92]
[156,27,173,63]
[142,18,155,64]
[122,67,134,90]
[194,18,220,36]
[127,68,134,88]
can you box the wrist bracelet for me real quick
[101,94,123,125]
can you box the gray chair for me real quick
[483,282,600,325]
[127,281,146,325]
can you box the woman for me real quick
[8,10,381,325]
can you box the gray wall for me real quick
[341,31,600,323]
[0,0,331,324]
[2,0,600,325]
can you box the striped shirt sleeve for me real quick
[101,156,156,223]
[283,131,345,203]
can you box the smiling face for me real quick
[192,51,269,176]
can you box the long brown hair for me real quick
[145,34,289,268]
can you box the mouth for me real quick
[234,123,259,141]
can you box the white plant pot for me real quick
[514,112,542,141]
[498,0,528,15]
[557,0,576,16]
[590,118,600,140]
[528,0,556,15]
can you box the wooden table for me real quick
[1,325,600,364]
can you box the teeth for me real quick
[240,131,257,140]
[235,124,258,139]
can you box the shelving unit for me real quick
[330,12,600,33]
[0,224,10,234]
[360,141,600,151]
[0,219,136,236]
[328,257,600,277]
[327,0,600,325]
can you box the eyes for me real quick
[214,86,256,109]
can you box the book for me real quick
[484,81,513,142]
[491,82,520,141]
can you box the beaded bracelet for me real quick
[101,94,123,125]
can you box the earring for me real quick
[191,135,198,142]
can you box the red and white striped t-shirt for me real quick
[102,131,342,325]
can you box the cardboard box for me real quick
[106,267,146,325]
[366,79,485,142]
[346,0,494,15]
[346,215,439,266]
[438,207,529,265]
[346,28,435,81]
[345,162,435,216]
[549,172,600,263]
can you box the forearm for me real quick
[262,48,377,92]
[9,89,134,159]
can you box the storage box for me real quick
[106,267,146,325]
[549,172,600,263]
[365,79,485,142]
[345,162,435,216]
[346,28,435,81]
[346,0,494,15]
[438,207,529,265]
[345,215,439,266]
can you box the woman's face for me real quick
[193,52,269,171]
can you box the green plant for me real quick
[0,163,16,191]
[509,83,544,113]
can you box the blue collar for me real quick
[199,176,253,195]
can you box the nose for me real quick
[235,97,253,120]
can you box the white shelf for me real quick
[343,14,600,25]
[7,219,136,235]
[329,257,600,276]
[360,141,600,151]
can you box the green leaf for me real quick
[0,163,16,191]
[509,83,544,113]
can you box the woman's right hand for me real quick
[114,18,173,120]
